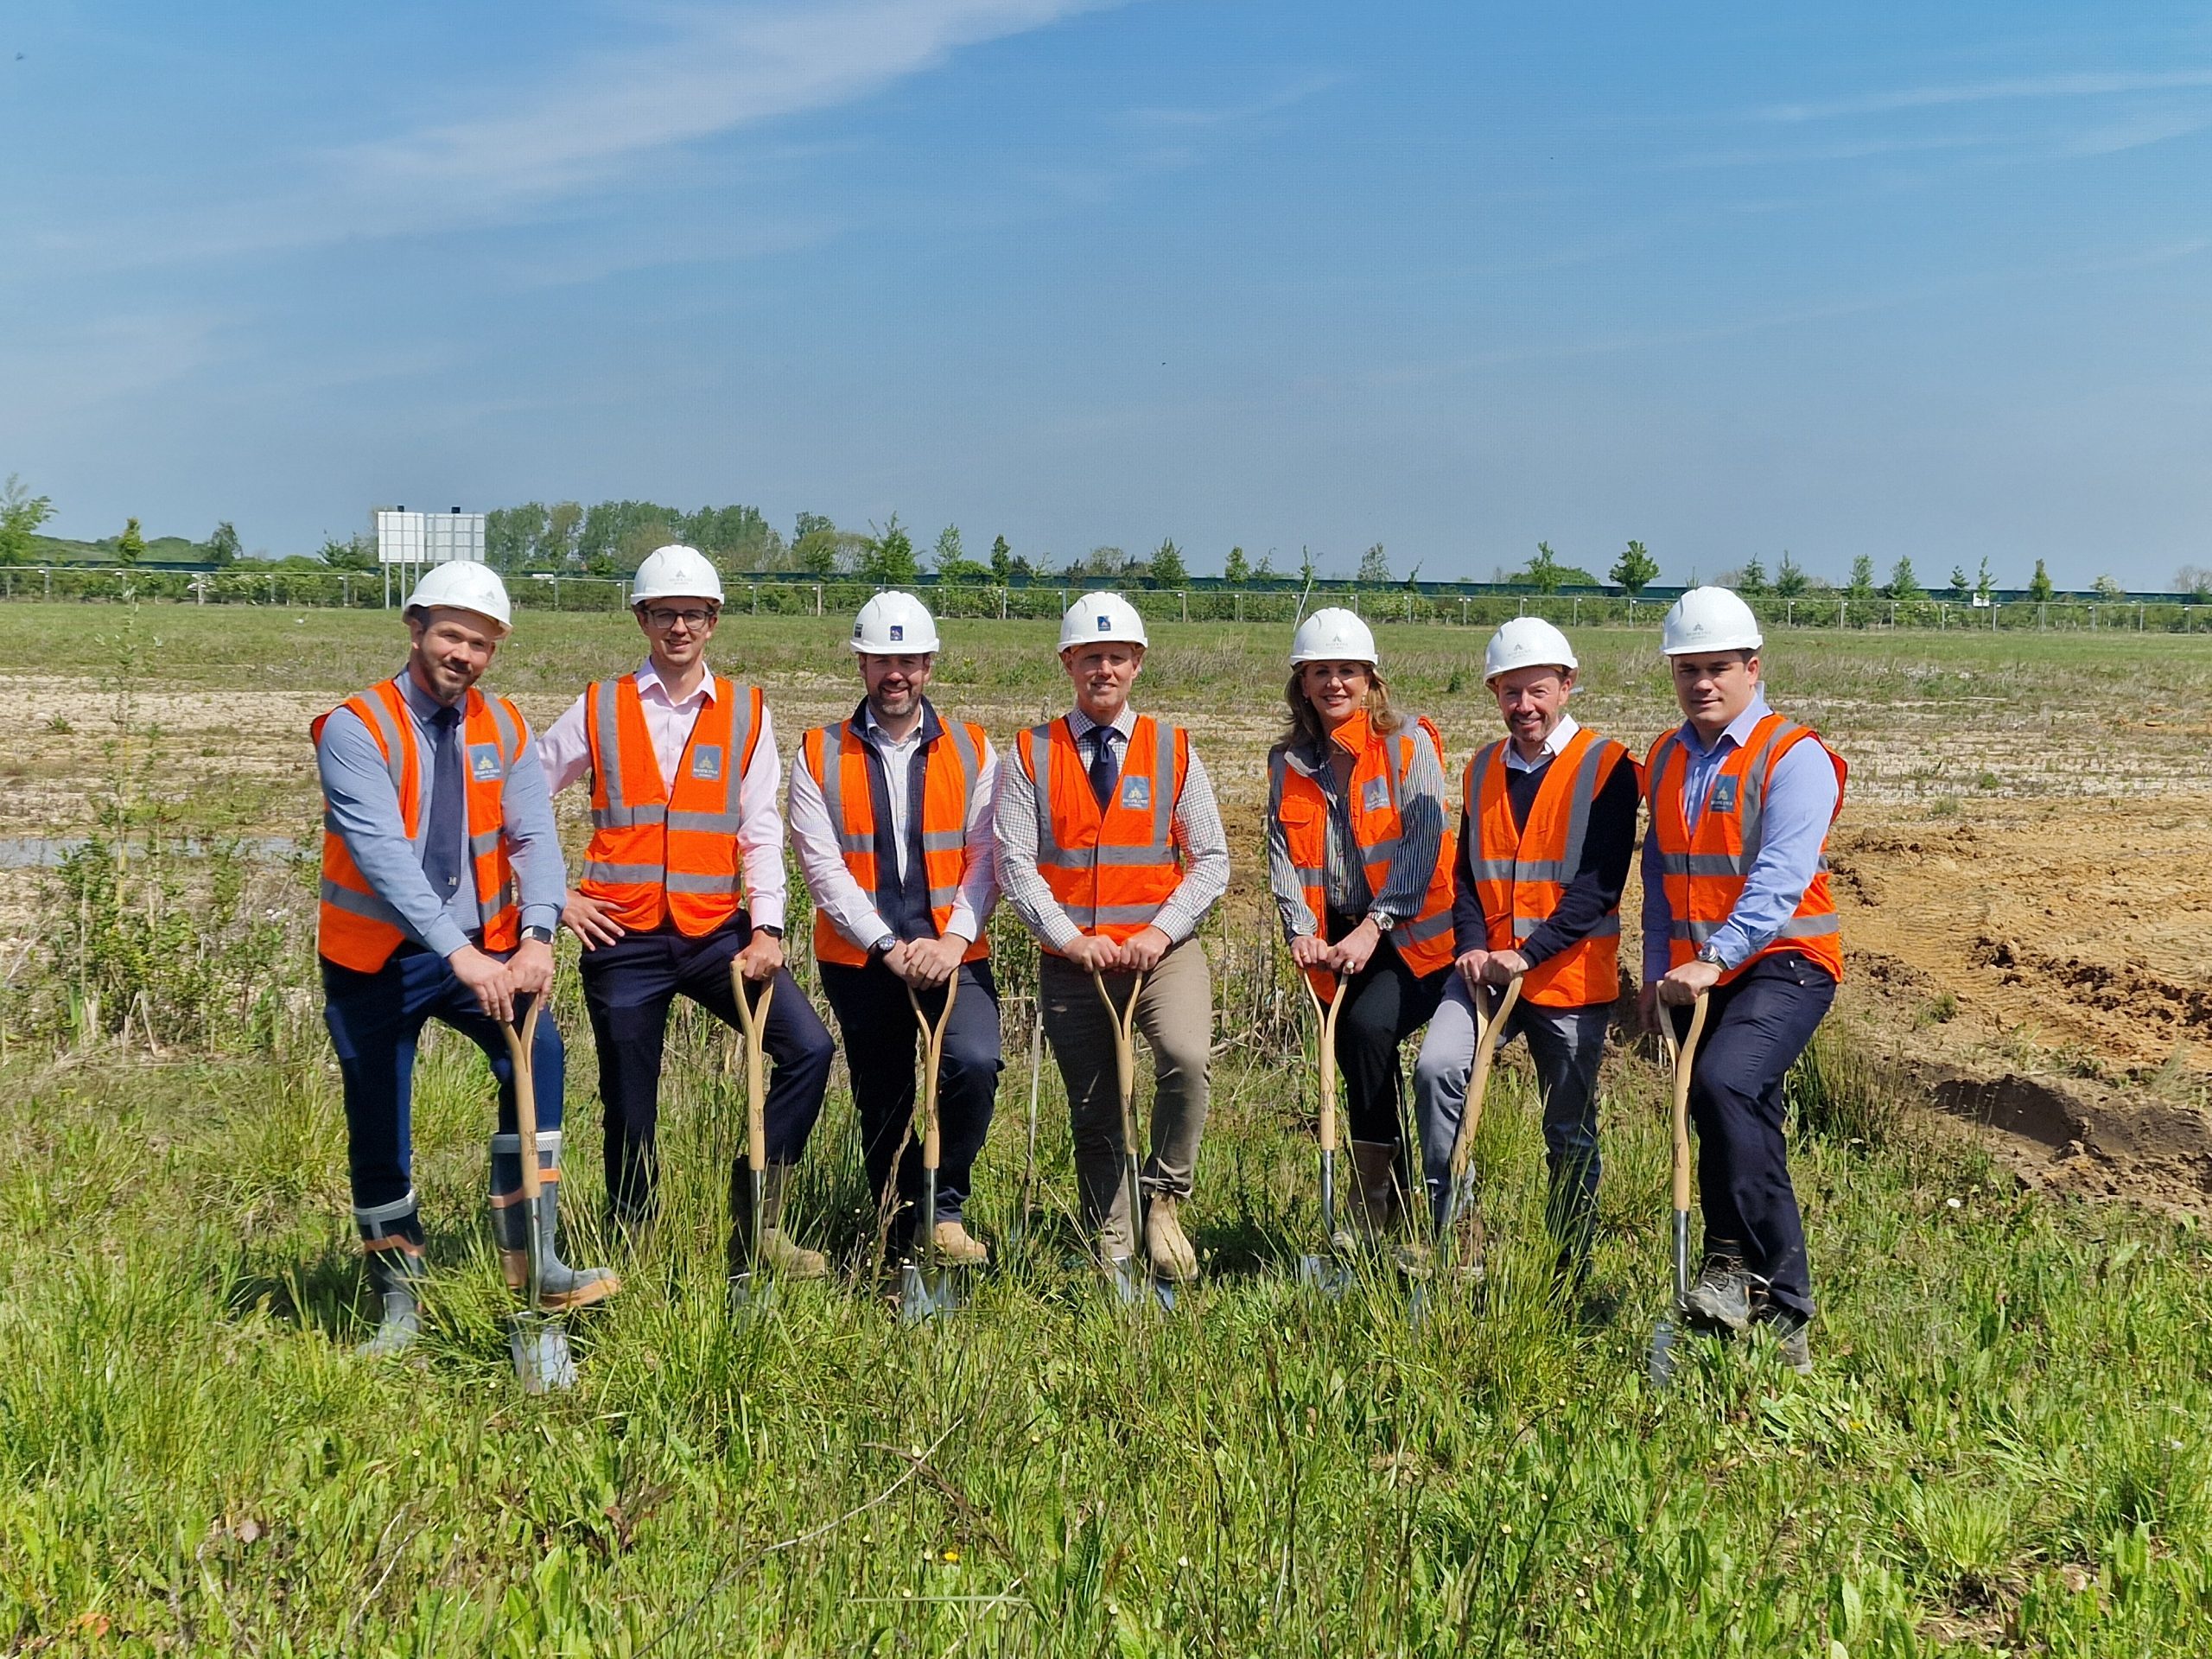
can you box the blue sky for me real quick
[3,1,2209,587]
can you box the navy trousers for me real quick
[321,944,564,1214]
[1685,951,1836,1321]
[577,914,835,1219]
[820,957,1003,1236]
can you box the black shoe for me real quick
[1682,1255,1760,1334]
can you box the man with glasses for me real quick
[539,544,836,1286]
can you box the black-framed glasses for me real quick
[644,607,718,629]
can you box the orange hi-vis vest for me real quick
[1463,726,1636,1008]
[313,676,524,972]
[580,673,763,936]
[801,712,992,969]
[1269,711,1459,987]
[1645,711,1847,985]
[1015,714,1189,952]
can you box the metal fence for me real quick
[3,563,2209,633]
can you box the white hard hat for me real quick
[630,543,725,607]
[404,561,512,634]
[1661,586,1764,656]
[852,590,940,654]
[1289,607,1378,666]
[1058,591,1147,652]
[1483,617,1579,681]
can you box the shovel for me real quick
[1647,988,1710,1387]
[1296,969,1353,1295]
[1414,971,1523,1319]
[498,994,578,1395]
[1092,969,1175,1310]
[727,962,777,1312]
[899,976,967,1322]
[1008,1004,1045,1255]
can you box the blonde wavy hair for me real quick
[1280,664,1403,753]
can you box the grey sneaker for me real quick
[1758,1313,1814,1376]
[1683,1255,1759,1334]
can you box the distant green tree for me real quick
[793,512,843,577]
[320,534,377,571]
[1610,539,1660,595]
[1774,550,1809,598]
[2175,564,2211,602]
[1847,555,1877,604]
[931,524,989,582]
[1975,557,1996,604]
[1526,542,1566,594]
[115,517,147,567]
[1885,557,1923,601]
[0,474,55,564]
[1148,537,1188,587]
[1735,556,1769,597]
[859,516,919,587]
[1297,546,1318,588]
[201,521,241,566]
[1254,548,1279,580]
[1223,544,1251,584]
[2092,573,2126,601]
[2027,559,2054,602]
[1948,564,1971,602]
[486,503,545,573]
[1356,543,1390,584]
[989,534,1014,583]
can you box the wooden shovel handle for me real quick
[1302,970,1349,1154]
[499,995,545,1203]
[1661,992,1709,1216]
[906,975,961,1168]
[1445,974,1522,1184]
[728,961,775,1172]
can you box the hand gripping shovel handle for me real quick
[1443,974,1523,1193]
[498,995,548,1311]
[1092,969,1148,1262]
[906,976,962,1273]
[1658,991,1709,1305]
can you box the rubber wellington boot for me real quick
[490,1133,621,1311]
[1345,1141,1402,1244]
[728,1162,830,1279]
[353,1191,429,1357]
[1145,1195,1199,1283]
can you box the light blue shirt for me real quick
[316,671,566,959]
[1639,691,1840,980]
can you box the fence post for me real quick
[1234,592,1242,622]
[1181,591,1188,623]
[1001,589,1008,620]
[815,584,823,617]
[45,567,52,598]
[1572,597,1580,626]
[751,585,759,615]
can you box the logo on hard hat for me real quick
[1097,614,1110,631]
[890,623,904,641]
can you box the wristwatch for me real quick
[520,925,556,946]
[1371,912,1397,934]
[756,925,785,940]
[1694,943,1726,968]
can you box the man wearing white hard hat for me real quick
[1642,585,1845,1374]
[314,562,616,1358]
[538,545,836,1285]
[1413,616,1639,1290]
[1266,607,1457,1249]
[788,592,1004,1266]
[995,592,1231,1285]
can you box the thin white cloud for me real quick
[1759,67,2212,123]
[1121,74,1338,130]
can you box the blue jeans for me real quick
[321,944,564,1216]
[1686,951,1836,1321]
[1414,979,1611,1252]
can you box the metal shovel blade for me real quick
[510,1314,576,1395]
[1647,1315,1682,1389]
[727,1269,777,1316]
[898,1260,966,1324]
[1297,1253,1352,1297]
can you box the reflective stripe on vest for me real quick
[1644,712,1847,986]
[1463,727,1631,1007]
[1268,711,1458,984]
[313,677,522,971]
[804,715,991,968]
[1019,715,1188,948]
[581,675,761,937]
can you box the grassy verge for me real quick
[3,999,2208,1655]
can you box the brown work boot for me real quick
[1145,1195,1199,1282]
[1346,1141,1405,1242]
[730,1162,830,1280]
[928,1218,989,1268]
[1443,1210,1487,1283]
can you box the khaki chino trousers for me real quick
[1039,940,1212,1255]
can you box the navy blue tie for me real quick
[1089,727,1119,812]
[422,705,465,900]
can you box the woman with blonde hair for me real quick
[1265,607,1458,1249]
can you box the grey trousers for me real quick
[1413,978,1612,1253]
[1039,941,1212,1252]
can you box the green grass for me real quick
[3,606,2212,1653]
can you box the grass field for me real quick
[3,603,2210,1655]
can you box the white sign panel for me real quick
[377,510,486,566]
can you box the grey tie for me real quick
[1089,727,1119,811]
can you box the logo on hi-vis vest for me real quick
[1708,775,1739,814]
[1362,776,1390,813]
[469,745,503,782]
[690,745,723,781]
[1119,775,1151,811]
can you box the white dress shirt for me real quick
[1502,711,1581,773]
[787,703,1001,954]
[537,658,790,931]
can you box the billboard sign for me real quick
[377,509,486,566]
